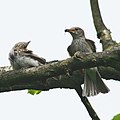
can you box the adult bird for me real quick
[65,27,110,97]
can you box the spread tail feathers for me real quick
[82,68,110,97]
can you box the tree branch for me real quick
[0,48,120,93]
[75,87,100,120]
[90,0,107,32]
[90,0,117,51]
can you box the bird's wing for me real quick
[9,52,15,62]
[86,39,96,52]
[67,45,74,56]
[28,54,46,64]
[20,50,46,64]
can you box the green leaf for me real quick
[27,89,41,95]
[112,114,120,120]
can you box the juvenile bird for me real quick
[9,41,48,95]
[65,27,110,97]
[9,41,46,70]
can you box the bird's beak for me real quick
[65,29,70,32]
[65,28,75,33]
[25,41,31,48]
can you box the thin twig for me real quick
[75,87,100,120]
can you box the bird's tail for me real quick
[82,68,110,97]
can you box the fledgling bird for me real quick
[9,41,47,95]
[9,41,46,70]
[65,27,110,97]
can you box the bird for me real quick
[65,27,110,97]
[9,41,46,70]
[9,41,49,95]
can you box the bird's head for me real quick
[13,41,31,50]
[65,27,85,39]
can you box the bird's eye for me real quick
[75,28,79,30]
